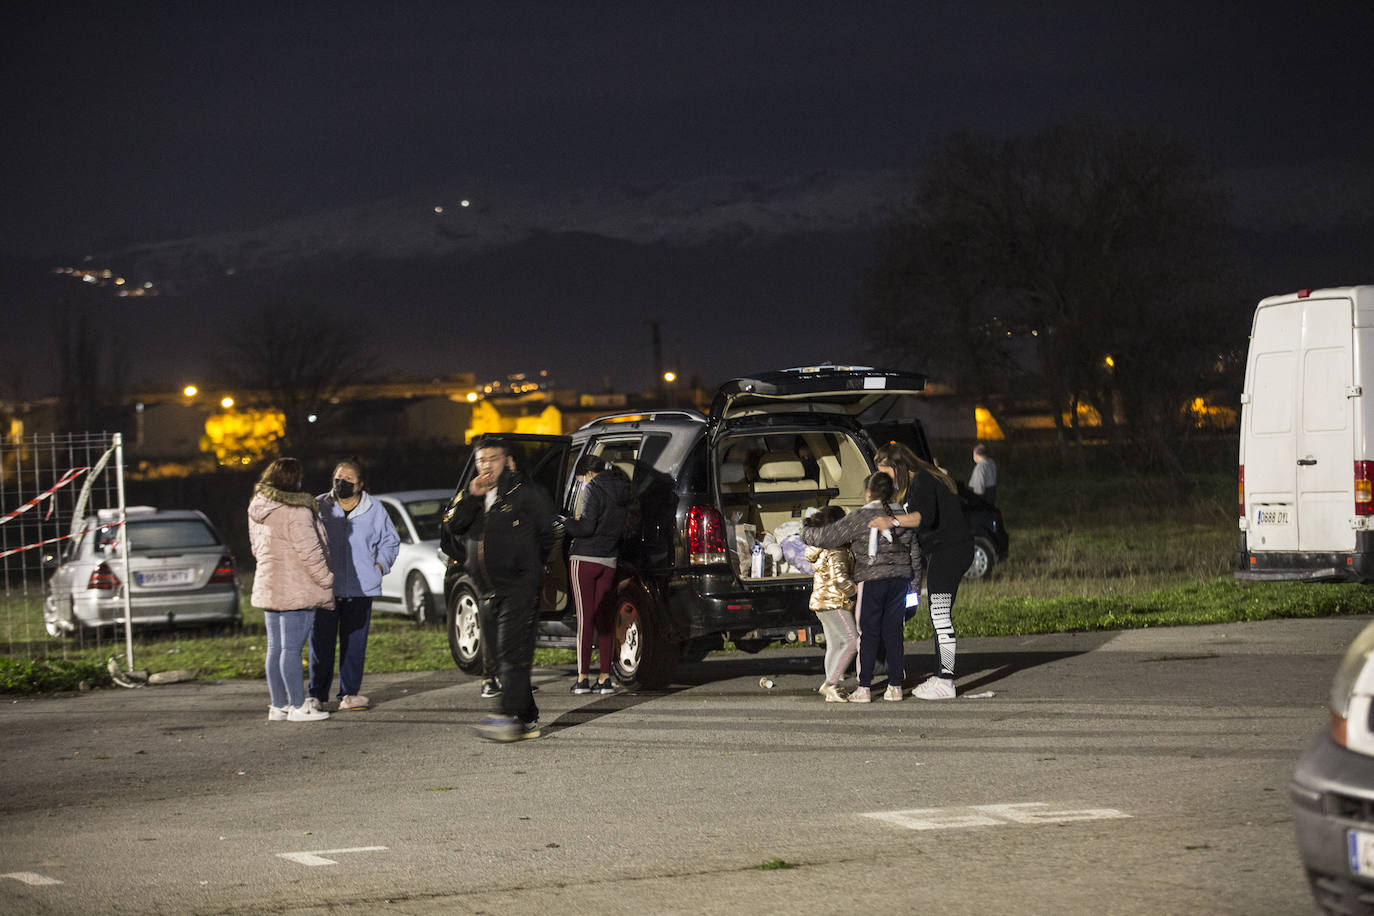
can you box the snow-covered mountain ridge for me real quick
[112,170,917,285]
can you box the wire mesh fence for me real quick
[1,432,127,664]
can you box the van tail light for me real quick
[686,505,728,565]
[1238,465,1245,518]
[87,562,120,591]
[1356,462,1374,516]
[209,554,236,584]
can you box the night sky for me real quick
[4,1,1373,397]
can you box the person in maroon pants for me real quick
[559,454,631,695]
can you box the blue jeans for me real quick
[264,609,316,709]
[309,597,373,701]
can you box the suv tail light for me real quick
[1357,462,1374,516]
[686,505,728,565]
[1238,465,1245,518]
[209,554,236,584]
[87,562,120,591]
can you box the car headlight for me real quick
[1330,622,1374,752]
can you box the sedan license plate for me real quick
[136,568,195,587]
[1255,507,1290,526]
[1350,829,1374,875]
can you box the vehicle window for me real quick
[507,440,569,510]
[403,499,447,541]
[572,436,643,515]
[382,502,413,544]
[126,519,221,550]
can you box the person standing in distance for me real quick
[870,441,974,700]
[444,438,555,742]
[248,458,333,722]
[968,443,998,506]
[560,454,631,695]
[310,458,400,712]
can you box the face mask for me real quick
[333,479,356,499]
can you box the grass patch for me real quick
[754,858,799,871]
[0,657,111,694]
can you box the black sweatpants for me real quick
[492,585,540,725]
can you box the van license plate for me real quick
[1350,829,1374,874]
[1255,508,1290,525]
[136,569,195,587]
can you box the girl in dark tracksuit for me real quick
[871,442,974,700]
[559,455,631,695]
[800,471,921,703]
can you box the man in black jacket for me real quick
[444,438,554,741]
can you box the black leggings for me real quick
[923,542,973,678]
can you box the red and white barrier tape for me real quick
[0,525,102,560]
[0,467,89,527]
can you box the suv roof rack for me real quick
[579,409,707,430]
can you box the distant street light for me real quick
[663,371,676,383]
[183,385,198,398]
[220,397,234,409]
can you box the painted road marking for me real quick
[861,802,1132,831]
[276,846,388,867]
[1,872,63,886]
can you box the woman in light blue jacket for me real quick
[308,458,400,712]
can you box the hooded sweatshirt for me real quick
[316,490,400,597]
[248,484,334,611]
[798,500,922,583]
[561,466,631,562]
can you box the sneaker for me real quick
[849,686,872,703]
[818,680,828,694]
[517,719,542,740]
[480,679,501,698]
[571,678,592,694]
[338,694,369,711]
[594,679,617,695]
[267,705,289,721]
[913,675,956,700]
[302,696,325,713]
[819,684,847,703]
[287,704,330,722]
[472,714,522,742]
[883,684,904,702]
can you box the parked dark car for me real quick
[441,365,1003,689]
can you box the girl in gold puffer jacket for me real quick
[803,506,857,703]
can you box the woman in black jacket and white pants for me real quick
[559,455,631,695]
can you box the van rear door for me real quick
[1243,293,1355,553]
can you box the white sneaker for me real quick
[338,694,369,711]
[883,684,904,702]
[820,683,848,703]
[267,705,289,721]
[849,686,872,703]
[302,697,324,713]
[913,676,956,700]
[287,705,330,722]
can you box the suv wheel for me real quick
[447,582,484,674]
[966,536,997,580]
[612,581,679,689]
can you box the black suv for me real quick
[442,366,1007,689]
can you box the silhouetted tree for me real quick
[858,121,1246,466]
[223,303,377,458]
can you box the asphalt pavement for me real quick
[1,616,1364,915]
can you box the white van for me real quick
[1237,286,1374,581]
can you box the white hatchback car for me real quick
[1292,620,1374,912]
[373,490,451,625]
[43,506,240,636]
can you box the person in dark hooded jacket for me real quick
[443,438,554,741]
[559,455,631,695]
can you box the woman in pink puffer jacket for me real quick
[248,458,334,722]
